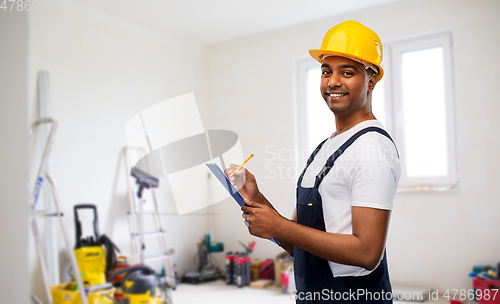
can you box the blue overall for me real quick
[294,127,398,304]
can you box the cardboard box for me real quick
[251,260,263,281]
[250,279,273,289]
[275,252,293,287]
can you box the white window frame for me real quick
[293,56,322,164]
[294,30,459,192]
[387,31,458,191]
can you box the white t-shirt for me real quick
[301,120,401,277]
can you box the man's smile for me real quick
[326,92,348,100]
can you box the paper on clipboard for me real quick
[205,163,280,246]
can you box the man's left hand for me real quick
[241,199,283,239]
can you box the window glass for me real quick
[401,47,448,177]
[306,67,335,152]
[372,77,386,127]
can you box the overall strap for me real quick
[315,127,399,187]
[298,138,328,181]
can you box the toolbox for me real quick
[473,277,500,304]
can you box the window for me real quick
[295,31,458,191]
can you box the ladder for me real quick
[30,118,88,304]
[122,147,176,290]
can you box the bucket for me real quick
[51,282,114,304]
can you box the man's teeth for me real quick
[330,93,346,97]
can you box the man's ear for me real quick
[367,73,378,93]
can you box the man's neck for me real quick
[334,110,376,136]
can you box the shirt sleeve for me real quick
[347,134,400,210]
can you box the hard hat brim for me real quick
[309,49,384,81]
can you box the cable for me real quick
[98,234,120,274]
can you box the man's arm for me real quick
[279,206,390,270]
[242,198,390,270]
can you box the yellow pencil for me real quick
[229,154,254,176]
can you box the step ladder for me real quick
[122,147,176,291]
[30,118,89,304]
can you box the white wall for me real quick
[27,3,211,300]
[206,0,500,290]
[0,11,30,304]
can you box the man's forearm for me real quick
[274,218,382,270]
[276,236,294,256]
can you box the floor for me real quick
[171,280,450,304]
[173,280,291,304]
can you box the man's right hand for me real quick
[225,165,259,201]
[225,165,275,211]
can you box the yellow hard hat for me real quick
[309,20,384,80]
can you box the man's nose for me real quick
[328,72,342,88]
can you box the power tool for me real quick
[181,234,224,284]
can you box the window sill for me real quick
[396,184,459,193]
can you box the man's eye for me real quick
[343,71,354,76]
[322,70,331,76]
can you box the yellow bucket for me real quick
[51,282,114,304]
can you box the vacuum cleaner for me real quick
[107,265,168,304]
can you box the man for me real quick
[229,20,400,303]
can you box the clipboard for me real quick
[206,163,280,246]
